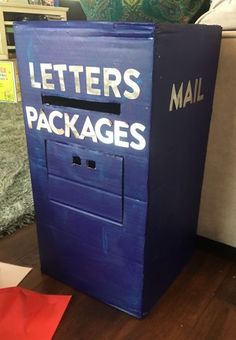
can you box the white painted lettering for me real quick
[24,106,147,151]
[53,64,67,92]
[169,83,183,112]
[40,63,54,90]
[64,113,80,138]
[193,78,198,103]
[86,67,101,96]
[29,62,41,89]
[169,77,205,111]
[95,118,113,144]
[28,63,142,99]
[103,68,121,98]
[123,69,140,100]
[36,110,52,133]
[69,65,84,93]
[130,123,146,150]
[183,80,193,108]
[48,110,64,135]
[79,116,98,143]
[26,106,38,128]
[114,120,129,148]
[197,77,204,102]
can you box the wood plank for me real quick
[216,262,236,306]
[0,224,39,267]
[137,250,231,328]
[192,298,236,340]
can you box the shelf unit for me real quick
[0,3,68,60]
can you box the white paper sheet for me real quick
[0,262,32,288]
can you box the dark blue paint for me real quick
[14,21,221,318]
[49,175,123,222]
[47,141,123,195]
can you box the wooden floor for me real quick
[0,224,236,340]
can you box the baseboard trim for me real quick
[197,236,236,261]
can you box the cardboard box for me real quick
[14,21,221,317]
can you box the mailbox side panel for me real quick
[143,24,222,314]
[14,22,154,317]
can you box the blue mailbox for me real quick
[14,22,221,317]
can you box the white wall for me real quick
[198,34,236,248]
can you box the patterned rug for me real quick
[79,0,210,23]
[0,102,34,237]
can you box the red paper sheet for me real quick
[0,287,71,340]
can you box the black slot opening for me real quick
[42,95,120,115]
[72,156,81,166]
[87,160,96,170]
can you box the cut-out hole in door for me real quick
[87,160,96,169]
[72,156,81,166]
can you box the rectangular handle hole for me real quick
[42,95,120,115]
[87,160,96,169]
[72,156,81,166]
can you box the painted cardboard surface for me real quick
[14,21,221,317]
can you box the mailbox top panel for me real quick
[14,21,220,38]
[14,21,156,38]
